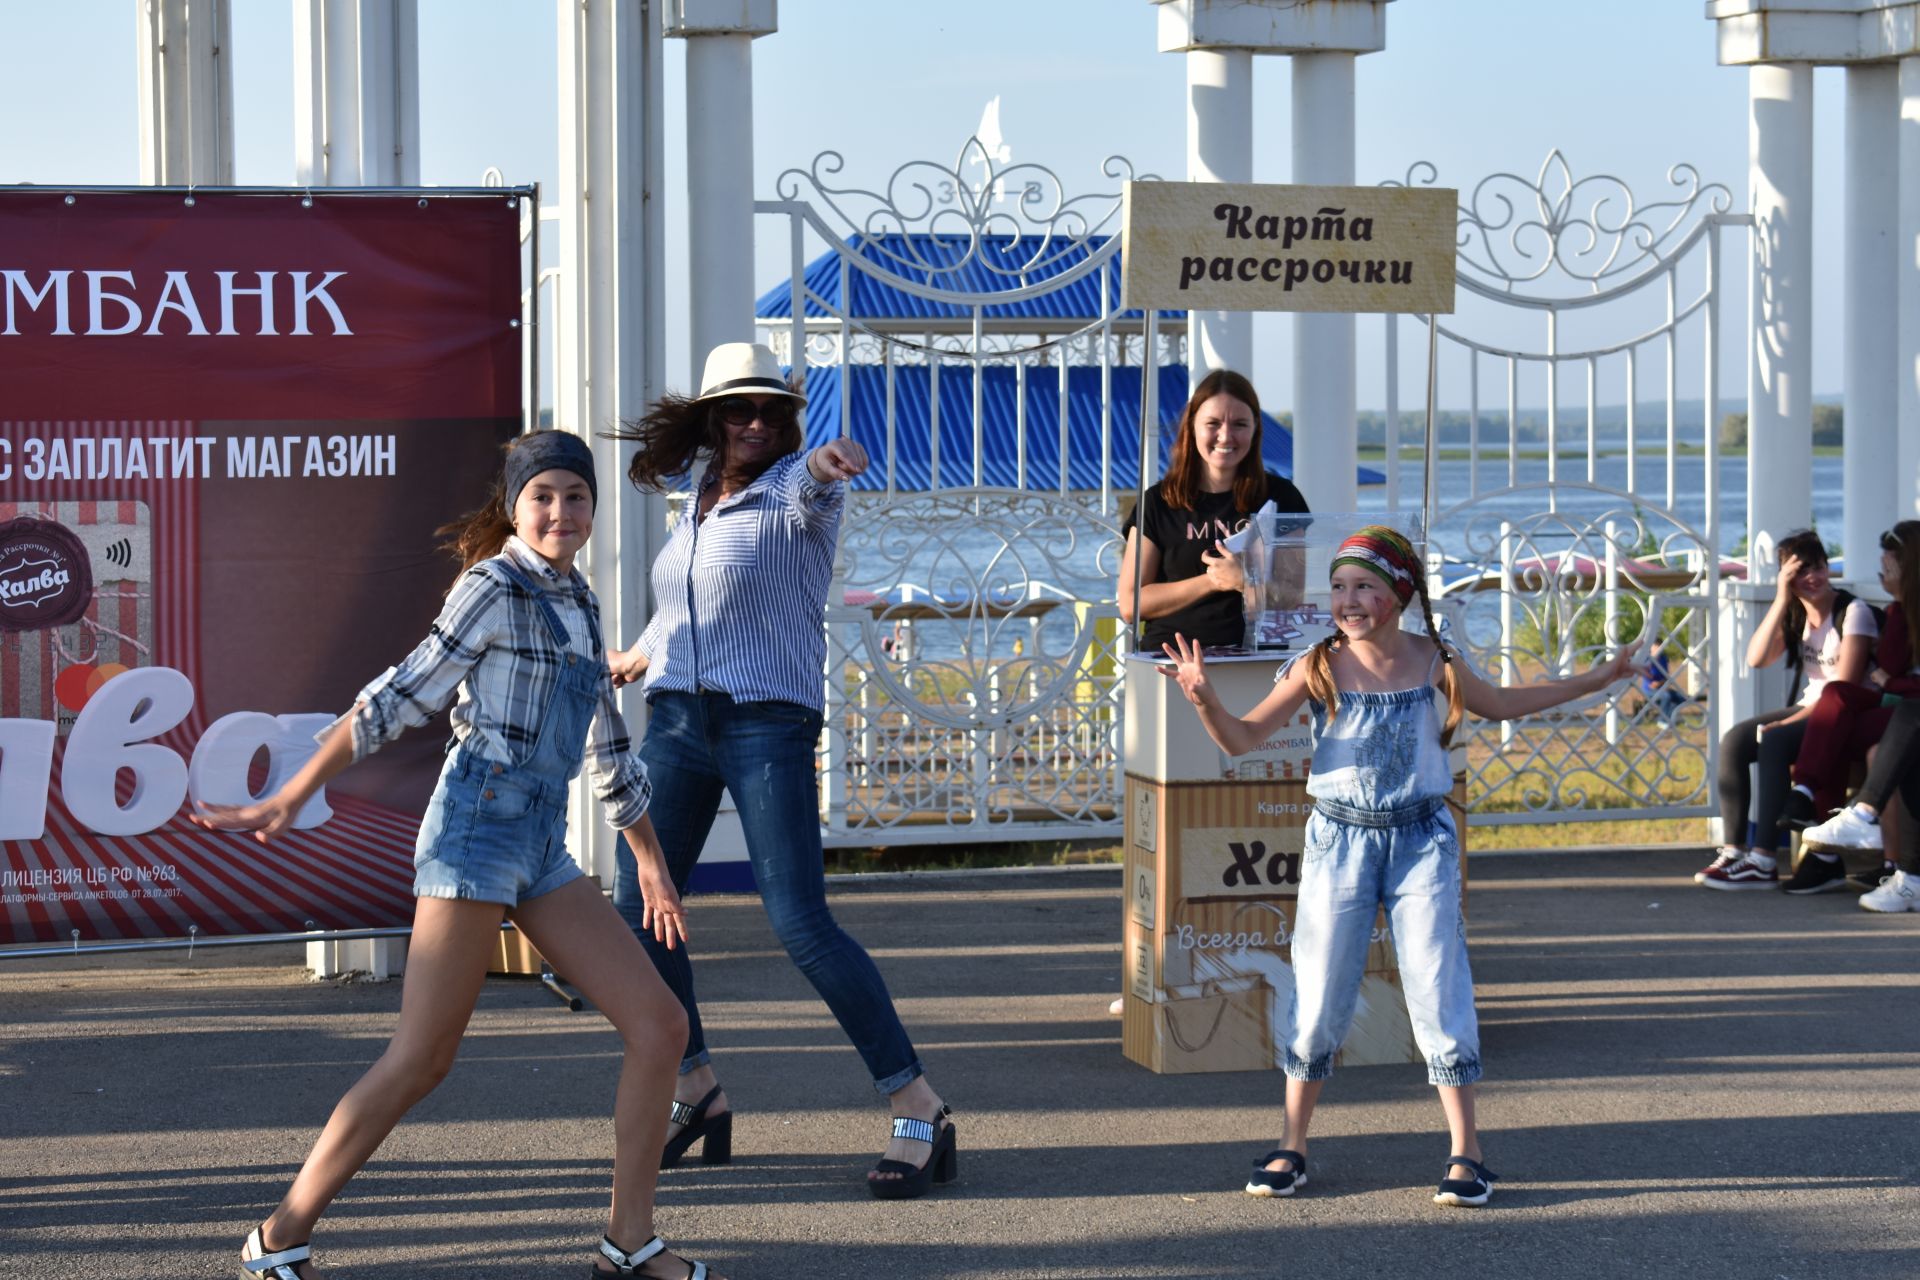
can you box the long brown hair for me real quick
[436,438,523,576]
[1160,369,1266,512]
[611,381,805,494]
[1301,567,1465,746]
[1774,529,1831,661]
[1882,520,1920,650]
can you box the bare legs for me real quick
[254,898,502,1278]
[1436,1084,1484,1179]
[1263,1077,1481,1184]
[514,880,717,1277]
[249,885,715,1280]
[1262,1078,1323,1178]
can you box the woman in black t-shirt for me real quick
[1118,369,1310,652]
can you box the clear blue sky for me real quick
[0,0,1853,415]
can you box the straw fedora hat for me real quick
[694,342,807,405]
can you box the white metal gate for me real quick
[1384,153,1750,823]
[759,145,1751,841]
[756,139,1165,844]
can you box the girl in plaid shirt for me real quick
[196,431,724,1280]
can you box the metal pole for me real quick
[1131,307,1160,652]
[1424,312,1439,540]
[2,925,412,962]
[528,185,540,432]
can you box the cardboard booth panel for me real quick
[1124,654,1317,783]
[1122,771,1460,1075]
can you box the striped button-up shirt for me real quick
[342,536,652,829]
[638,451,842,711]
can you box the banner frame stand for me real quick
[1,184,550,983]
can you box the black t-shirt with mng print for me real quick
[1122,471,1310,652]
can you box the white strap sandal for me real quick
[596,1235,708,1279]
[239,1226,311,1279]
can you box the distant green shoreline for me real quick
[1357,445,1843,462]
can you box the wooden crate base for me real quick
[1121,773,1464,1075]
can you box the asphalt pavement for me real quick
[2,849,1917,1279]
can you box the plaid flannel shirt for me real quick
[342,536,651,829]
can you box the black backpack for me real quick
[1784,588,1883,703]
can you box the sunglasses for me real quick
[714,397,797,429]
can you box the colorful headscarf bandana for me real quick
[1331,525,1420,607]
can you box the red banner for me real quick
[0,191,522,943]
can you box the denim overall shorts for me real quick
[411,558,595,908]
[1284,655,1482,1087]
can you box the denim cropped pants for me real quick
[611,691,924,1094]
[1284,796,1482,1087]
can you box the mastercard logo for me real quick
[54,662,132,712]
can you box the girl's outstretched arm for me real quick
[1158,633,1312,757]
[1456,640,1643,722]
[189,710,359,843]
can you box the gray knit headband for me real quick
[504,431,598,516]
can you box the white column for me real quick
[557,0,668,887]
[1746,62,1815,563]
[299,0,420,978]
[684,33,758,383]
[1290,51,1358,513]
[294,0,420,186]
[136,0,234,184]
[666,2,776,888]
[1845,64,1900,574]
[1185,48,1253,378]
[1901,57,1920,522]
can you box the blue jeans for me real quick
[1285,798,1482,1087]
[611,691,924,1094]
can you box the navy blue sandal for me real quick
[1245,1148,1308,1197]
[1433,1155,1498,1207]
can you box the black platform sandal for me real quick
[1433,1155,1498,1207]
[867,1105,956,1200]
[1244,1148,1308,1198]
[593,1234,709,1279]
[239,1225,311,1279]
[660,1084,732,1169]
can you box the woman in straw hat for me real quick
[604,343,956,1200]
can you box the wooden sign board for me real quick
[1122,181,1458,315]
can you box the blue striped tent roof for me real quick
[795,363,1385,491]
[756,233,1178,324]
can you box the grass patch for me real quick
[1467,816,1705,850]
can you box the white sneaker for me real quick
[1801,805,1883,854]
[1859,869,1920,913]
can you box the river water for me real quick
[1358,453,1847,562]
[852,454,1851,663]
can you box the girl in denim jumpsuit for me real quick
[1163,525,1640,1208]
[195,432,725,1280]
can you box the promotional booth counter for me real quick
[1119,520,1467,1075]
